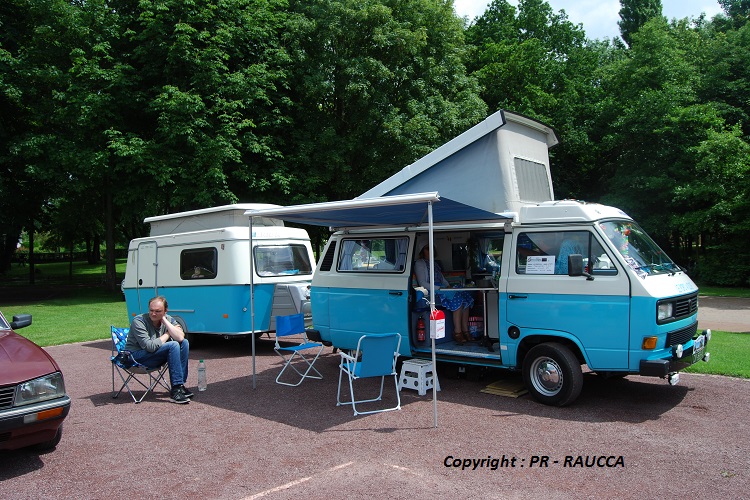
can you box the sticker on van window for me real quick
[526,255,556,274]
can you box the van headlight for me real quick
[15,372,66,407]
[657,302,673,321]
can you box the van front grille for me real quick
[673,293,698,319]
[666,323,698,348]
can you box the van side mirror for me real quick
[568,254,593,280]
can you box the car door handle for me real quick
[508,294,527,299]
[389,291,403,296]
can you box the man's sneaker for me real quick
[179,385,194,399]
[169,387,190,404]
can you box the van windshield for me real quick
[599,221,679,277]
[254,244,313,276]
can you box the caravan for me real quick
[247,111,710,406]
[122,204,315,341]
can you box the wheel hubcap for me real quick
[531,357,563,396]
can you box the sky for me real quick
[453,0,725,40]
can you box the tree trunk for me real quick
[29,230,35,285]
[105,189,117,291]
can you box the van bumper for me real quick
[639,330,710,377]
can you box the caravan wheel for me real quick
[174,316,199,347]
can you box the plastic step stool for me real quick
[398,359,441,396]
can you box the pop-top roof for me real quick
[359,110,558,214]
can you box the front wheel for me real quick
[32,425,63,451]
[522,343,583,406]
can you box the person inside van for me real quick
[414,245,474,345]
[124,295,192,404]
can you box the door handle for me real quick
[389,291,403,296]
[508,294,527,299]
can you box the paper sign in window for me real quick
[526,255,555,274]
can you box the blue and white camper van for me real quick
[248,111,710,406]
[122,204,316,341]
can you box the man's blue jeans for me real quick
[132,339,190,388]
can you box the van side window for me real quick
[319,240,337,271]
[516,231,616,276]
[180,248,218,280]
[255,244,313,276]
[470,233,504,275]
[338,238,408,272]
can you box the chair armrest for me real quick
[339,351,357,363]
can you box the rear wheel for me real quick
[522,343,583,406]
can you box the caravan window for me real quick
[338,238,408,273]
[180,248,218,280]
[254,244,313,277]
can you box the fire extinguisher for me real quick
[417,316,426,342]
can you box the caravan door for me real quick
[136,240,158,311]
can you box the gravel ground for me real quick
[1,322,748,500]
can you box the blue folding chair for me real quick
[337,333,402,416]
[110,326,169,403]
[274,313,324,386]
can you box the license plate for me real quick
[693,334,705,356]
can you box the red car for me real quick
[0,311,70,451]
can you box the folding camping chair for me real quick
[336,333,402,416]
[274,313,324,386]
[110,326,169,403]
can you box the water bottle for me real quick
[197,359,207,391]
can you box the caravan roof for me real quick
[145,204,284,236]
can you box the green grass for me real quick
[3,258,127,285]
[1,288,128,347]
[696,285,750,298]
[685,331,750,378]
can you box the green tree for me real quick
[598,17,750,282]
[719,0,750,27]
[702,18,750,137]
[113,0,292,214]
[466,0,609,199]
[283,0,486,205]
[0,0,77,276]
[618,0,663,46]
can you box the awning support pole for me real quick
[428,201,438,429]
[249,217,256,389]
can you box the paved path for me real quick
[698,296,750,333]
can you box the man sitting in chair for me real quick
[124,296,192,404]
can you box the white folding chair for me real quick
[274,313,324,386]
[337,333,402,416]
